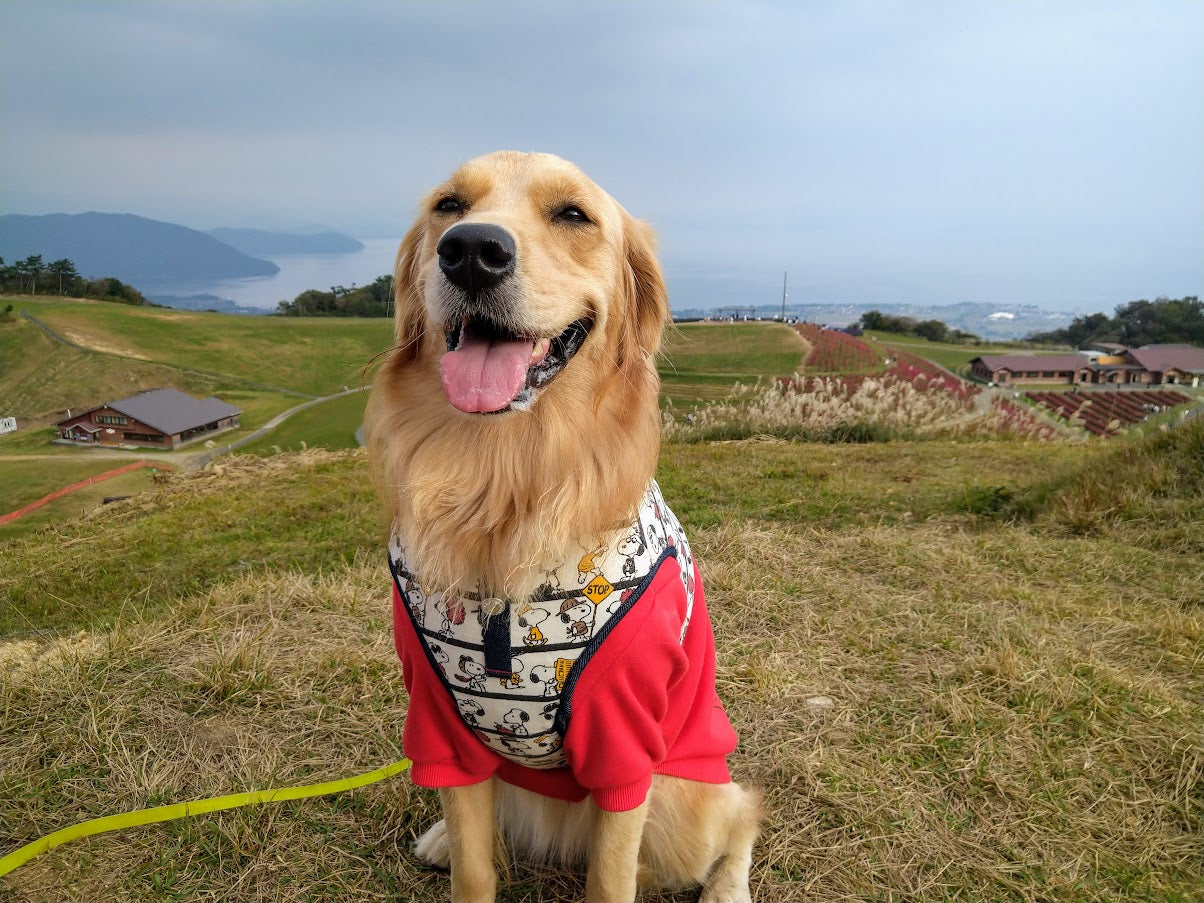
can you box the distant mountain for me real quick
[670,301,1075,341]
[0,212,279,284]
[206,227,364,257]
[146,293,272,316]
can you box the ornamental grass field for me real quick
[663,369,1061,443]
[2,422,1201,902]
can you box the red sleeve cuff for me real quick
[590,774,654,812]
[410,760,496,790]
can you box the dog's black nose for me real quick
[437,224,516,293]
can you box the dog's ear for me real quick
[390,214,429,365]
[619,212,670,363]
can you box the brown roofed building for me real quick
[1123,345,1204,387]
[969,354,1094,386]
[56,389,242,449]
[970,344,1204,388]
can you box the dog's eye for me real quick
[554,205,590,224]
[435,197,465,214]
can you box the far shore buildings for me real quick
[56,388,242,449]
[970,343,1204,388]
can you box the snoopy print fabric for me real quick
[387,481,695,770]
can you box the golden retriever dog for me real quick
[365,151,759,903]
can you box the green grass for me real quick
[658,438,1100,529]
[239,390,369,456]
[0,453,379,634]
[0,431,1200,902]
[13,297,393,397]
[0,457,162,520]
[0,466,163,541]
[0,312,246,423]
[3,300,1201,902]
[658,321,807,406]
[863,330,1062,374]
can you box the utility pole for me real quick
[781,271,788,321]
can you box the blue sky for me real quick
[2,0,1201,312]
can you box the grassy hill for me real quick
[862,330,1069,375]
[1,299,1201,900]
[14,298,393,397]
[3,298,803,421]
[658,321,808,406]
[1,425,1200,901]
[0,310,243,423]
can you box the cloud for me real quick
[2,0,1200,309]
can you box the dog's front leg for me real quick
[585,800,650,903]
[440,780,497,903]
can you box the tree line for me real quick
[1024,296,1202,348]
[0,254,148,305]
[273,274,393,317]
[857,310,981,344]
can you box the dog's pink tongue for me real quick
[440,334,532,413]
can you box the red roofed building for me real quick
[56,389,242,449]
[970,354,1094,386]
[1123,345,1204,387]
[971,344,1204,388]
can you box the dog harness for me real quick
[388,481,695,772]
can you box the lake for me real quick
[147,237,399,312]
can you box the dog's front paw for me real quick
[413,818,451,870]
[700,868,752,903]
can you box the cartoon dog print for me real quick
[645,518,666,555]
[576,545,606,585]
[539,567,563,592]
[530,664,560,697]
[495,707,530,737]
[534,735,563,756]
[455,656,486,692]
[434,595,467,636]
[498,657,524,690]
[500,737,533,755]
[517,606,550,647]
[606,587,635,618]
[456,697,485,726]
[617,528,647,579]
[429,644,450,678]
[559,597,597,642]
[403,579,426,627]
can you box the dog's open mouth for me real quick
[439,316,593,414]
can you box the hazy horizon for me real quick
[2,1,1201,313]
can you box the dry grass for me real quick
[2,446,1202,901]
[664,374,1059,443]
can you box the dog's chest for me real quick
[389,481,694,770]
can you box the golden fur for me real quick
[365,151,759,902]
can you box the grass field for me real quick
[0,456,147,518]
[0,464,164,541]
[238,390,369,456]
[658,321,807,406]
[3,299,1201,900]
[8,297,393,399]
[862,331,1064,375]
[1,425,1200,902]
[0,312,242,423]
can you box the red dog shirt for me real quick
[388,482,738,812]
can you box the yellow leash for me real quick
[0,757,411,878]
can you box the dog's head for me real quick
[389,151,668,414]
